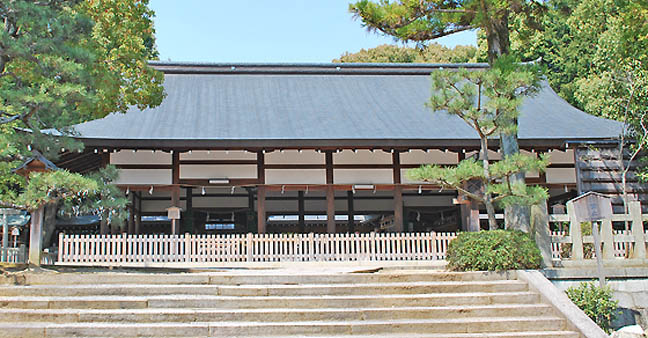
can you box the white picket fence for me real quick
[57,232,457,266]
[0,245,26,264]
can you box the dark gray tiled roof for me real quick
[72,63,622,146]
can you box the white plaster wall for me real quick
[548,149,574,163]
[400,150,458,165]
[266,169,326,184]
[114,169,171,185]
[111,150,171,165]
[180,150,256,160]
[546,168,577,184]
[265,150,324,164]
[179,165,257,179]
[334,150,392,164]
[334,169,393,184]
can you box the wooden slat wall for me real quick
[575,146,648,212]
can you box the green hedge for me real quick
[446,230,543,271]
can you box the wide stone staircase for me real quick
[0,269,581,337]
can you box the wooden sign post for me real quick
[567,192,613,287]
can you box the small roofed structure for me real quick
[12,150,59,178]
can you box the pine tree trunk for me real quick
[480,137,498,230]
[484,10,531,231]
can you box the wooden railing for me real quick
[57,232,457,266]
[549,200,648,261]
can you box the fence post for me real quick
[601,219,614,259]
[185,233,191,263]
[58,232,64,263]
[121,233,127,264]
[567,201,584,261]
[531,202,553,267]
[246,233,253,262]
[630,201,646,259]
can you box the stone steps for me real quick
[0,280,527,297]
[7,270,515,285]
[0,317,570,337]
[0,270,581,337]
[0,291,541,309]
[0,304,555,323]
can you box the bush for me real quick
[566,282,619,333]
[446,230,542,271]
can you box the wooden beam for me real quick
[172,151,180,184]
[347,190,355,233]
[392,151,401,184]
[257,186,266,234]
[115,164,173,170]
[257,151,265,183]
[298,191,305,233]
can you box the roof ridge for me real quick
[148,61,490,75]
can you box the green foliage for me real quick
[334,43,478,63]
[349,0,546,63]
[507,0,648,178]
[446,230,543,271]
[566,282,619,333]
[0,0,164,157]
[9,171,98,211]
[406,59,548,227]
[0,0,164,216]
[59,165,128,227]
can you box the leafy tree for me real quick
[0,0,164,218]
[334,43,478,63]
[508,0,648,201]
[350,0,548,230]
[407,59,548,229]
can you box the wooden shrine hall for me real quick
[55,62,625,236]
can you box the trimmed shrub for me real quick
[446,230,542,271]
[566,282,619,333]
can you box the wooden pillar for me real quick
[257,151,266,234]
[325,151,335,233]
[393,186,404,232]
[257,186,266,234]
[298,191,305,233]
[135,192,141,234]
[171,151,180,185]
[185,187,193,233]
[171,187,180,235]
[28,206,44,266]
[128,192,135,234]
[347,191,355,233]
[392,151,403,232]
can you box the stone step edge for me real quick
[0,303,553,314]
[0,316,567,327]
[0,290,539,301]
[1,280,526,289]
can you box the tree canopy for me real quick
[334,43,478,63]
[0,0,164,225]
[407,59,548,229]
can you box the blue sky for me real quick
[149,0,477,63]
